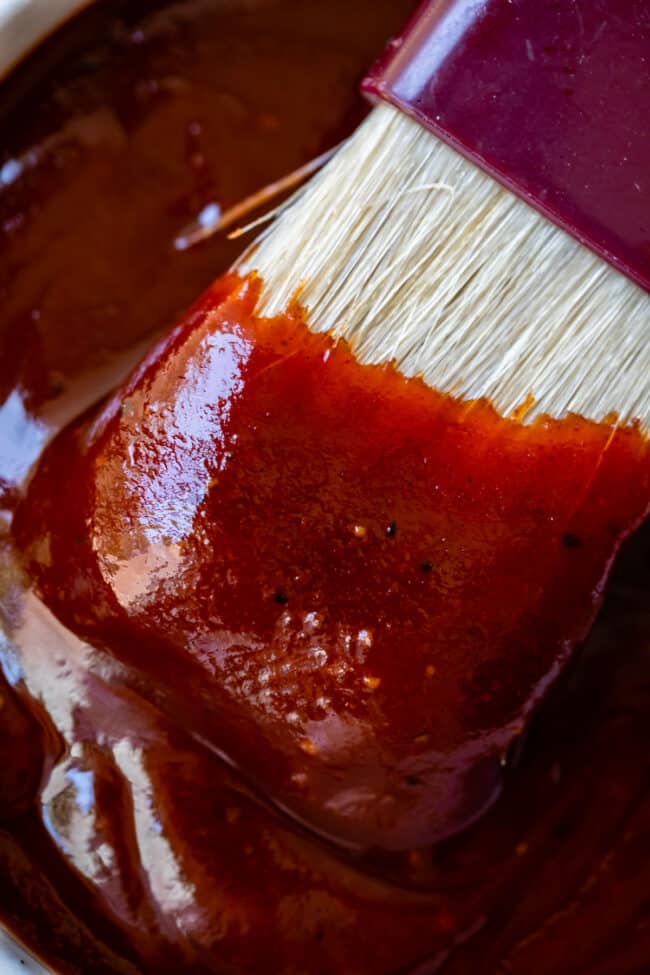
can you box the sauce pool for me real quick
[1,2,649,973]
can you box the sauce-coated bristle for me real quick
[241,104,649,429]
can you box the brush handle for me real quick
[363,0,650,293]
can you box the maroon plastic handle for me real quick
[363,0,650,293]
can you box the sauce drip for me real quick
[0,2,649,973]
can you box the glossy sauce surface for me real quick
[14,271,650,859]
[1,3,650,974]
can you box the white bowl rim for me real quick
[0,0,93,80]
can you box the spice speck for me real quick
[562,532,582,549]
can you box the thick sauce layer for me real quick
[1,2,649,974]
[14,272,650,859]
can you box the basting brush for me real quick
[14,0,650,853]
[241,0,649,425]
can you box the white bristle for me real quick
[240,103,649,429]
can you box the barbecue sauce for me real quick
[1,2,649,973]
[14,271,650,859]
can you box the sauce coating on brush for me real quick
[15,272,650,854]
[1,3,650,973]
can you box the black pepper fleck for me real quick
[420,561,434,573]
[49,378,66,397]
[273,590,289,605]
[465,623,483,640]
[404,775,421,787]
[562,532,582,549]
[552,816,576,841]
[386,520,398,538]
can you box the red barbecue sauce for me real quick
[14,270,650,857]
[1,3,649,974]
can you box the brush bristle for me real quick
[240,104,649,429]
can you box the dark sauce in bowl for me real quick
[0,2,649,973]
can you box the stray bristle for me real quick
[240,104,649,429]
